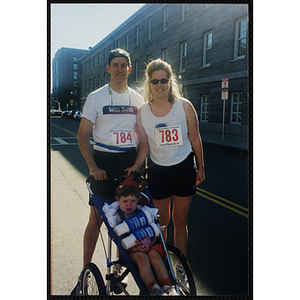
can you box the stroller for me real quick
[77,170,196,296]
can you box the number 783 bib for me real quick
[155,125,183,147]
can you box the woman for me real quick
[127,59,205,257]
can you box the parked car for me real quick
[61,110,69,118]
[73,111,82,121]
[67,110,77,119]
[51,109,62,116]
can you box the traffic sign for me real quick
[221,90,228,100]
[222,78,229,89]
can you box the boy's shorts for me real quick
[89,150,136,204]
[148,152,197,200]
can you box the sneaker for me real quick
[176,263,189,289]
[75,269,84,295]
[149,283,163,296]
[162,285,179,295]
[113,264,128,284]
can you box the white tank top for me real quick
[141,98,192,166]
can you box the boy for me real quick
[115,179,178,296]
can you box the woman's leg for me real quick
[172,195,193,256]
[153,197,171,242]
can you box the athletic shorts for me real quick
[148,152,197,200]
[89,150,136,204]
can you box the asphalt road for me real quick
[50,116,250,296]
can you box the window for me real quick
[136,26,140,46]
[147,55,152,64]
[203,31,212,66]
[162,49,167,62]
[234,17,247,59]
[163,8,168,31]
[200,95,209,122]
[125,34,129,51]
[135,60,139,81]
[231,92,243,124]
[148,18,153,39]
[181,4,188,22]
[180,42,187,72]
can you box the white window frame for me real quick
[148,17,153,39]
[200,95,209,122]
[230,92,243,124]
[163,8,168,31]
[136,26,140,46]
[180,42,187,72]
[203,31,212,67]
[234,16,247,59]
[162,49,167,62]
[181,4,188,22]
[125,34,129,51]
[135,60,139,81]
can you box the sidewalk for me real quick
[200,131,249,152]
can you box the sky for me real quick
[51,3,145,60]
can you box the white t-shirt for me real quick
[82,84,144,153]
[141,98,192,166]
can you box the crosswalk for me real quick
[51,136,95,146]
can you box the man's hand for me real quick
[90,167,108,181]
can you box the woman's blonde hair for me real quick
[141,59,181,104]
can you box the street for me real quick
[50,116,250,296]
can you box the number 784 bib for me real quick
[155,125,183,147]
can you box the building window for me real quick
[180,42,187,72]
[163,8,168,31]
[234,17,247,59]
[203,31,212,66]
[136,26,140,46]
[135,60,139,81]
[162,49,167,62]
[125,33,129,51]
[147,55,152,64]
[200,95,209,122]
[148,17,153,39]
[181,4,188,22]
[98,75,102,88]
[231,92,243,124]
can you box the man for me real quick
[76,49,144,294]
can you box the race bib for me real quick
[110,130,135,147]
[155,125,183,147]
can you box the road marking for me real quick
[51,123,78,137]
[196,188,248,218]
[53,138,68,145]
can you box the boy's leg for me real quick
[148,249,169,282]
[83,206,102,266]
[128,252,157,290]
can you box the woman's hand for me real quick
[195,169,205,186]
[125,163,140,177]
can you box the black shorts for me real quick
[148,152,197,200]
[89,150,136,204]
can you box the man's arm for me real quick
[78,117,108,180]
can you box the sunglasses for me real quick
[150,78,169,85]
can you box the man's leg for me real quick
[83,206,102,266]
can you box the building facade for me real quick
[79,3,249,137]
[52,47,88,110]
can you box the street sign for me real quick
[221,90,228,100]
[222,78,229,89]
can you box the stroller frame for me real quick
[79,171,196,296]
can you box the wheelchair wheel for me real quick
[166,245,197,295]
[82,263,107,295]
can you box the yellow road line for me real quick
[197,187,248,212]
[51,123,77,137]
[196,191,248,218]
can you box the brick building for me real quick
[52,47,88,110]
[79,3,249,137]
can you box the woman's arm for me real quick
[182,99,205,186]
